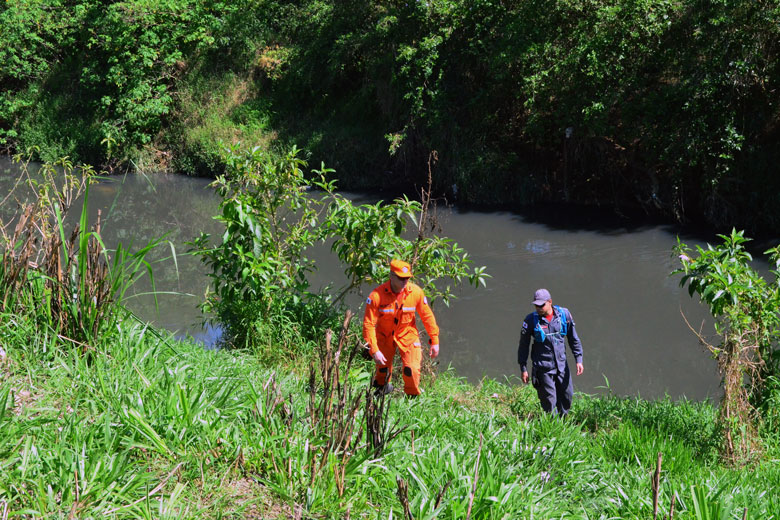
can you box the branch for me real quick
[678,306,717,355]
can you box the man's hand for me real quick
[429,344,439,358]
[576,362,584,376]
[372,350,388,365]
[522,370,529,384]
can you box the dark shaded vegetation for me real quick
[2,0,779,235]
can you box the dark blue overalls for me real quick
[517,306,583,415]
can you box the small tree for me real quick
[322,150,489,309]
[674,229,780,463]
[192,145,489,350]
[321,195,488,311]
[190,145,337,347]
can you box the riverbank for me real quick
[2,310,779,518]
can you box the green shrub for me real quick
[675,230,780,462]
[191,144,488,353]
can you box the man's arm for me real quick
[363,294,385,364]
[518,318,531,383]
[564,309,584,375]
[417,292,440,358]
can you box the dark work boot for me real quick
[373,382,394,397]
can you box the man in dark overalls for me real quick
[517,289,584,415]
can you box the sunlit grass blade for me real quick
[124,407,174,459]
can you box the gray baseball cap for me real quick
[532,288,551,306]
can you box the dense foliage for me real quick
[0,0,262,165]
[261,0,780,232]
[2,0,779,230]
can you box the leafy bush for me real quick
[1,0,258,164]
[675,230,780,463]
[191,144,489,352]
[190,145,336,349]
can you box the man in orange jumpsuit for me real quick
[363,259,440,396]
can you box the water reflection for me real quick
[1,157,750,401]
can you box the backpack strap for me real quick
[555,305,567,336]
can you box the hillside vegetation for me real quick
[5,318,780,518]
[2,0,778,233]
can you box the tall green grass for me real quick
[3,315,777,518]
[2,198,779,520]
[1,318,271,518]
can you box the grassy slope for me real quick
[164,67,278,176]
[1,313,779,519]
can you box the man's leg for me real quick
[373,343,396,388]
[399,342,422,395]
[554,364,573,416]
[532,368,557,413]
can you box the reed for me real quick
[0,155,167,348]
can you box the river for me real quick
[1,157,740,401]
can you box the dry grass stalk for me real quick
[364,383,406,458]
[0,157,120,348]
[306,312,365,493]
[433,479,452,512]
[396,476,414,520]
[465,433,483,520]
[652,452,662,519]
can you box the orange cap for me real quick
[390,259,412,278]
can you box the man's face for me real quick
[389,272,410,293]
[535,300,552,316]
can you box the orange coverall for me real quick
[363,280,439,395]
